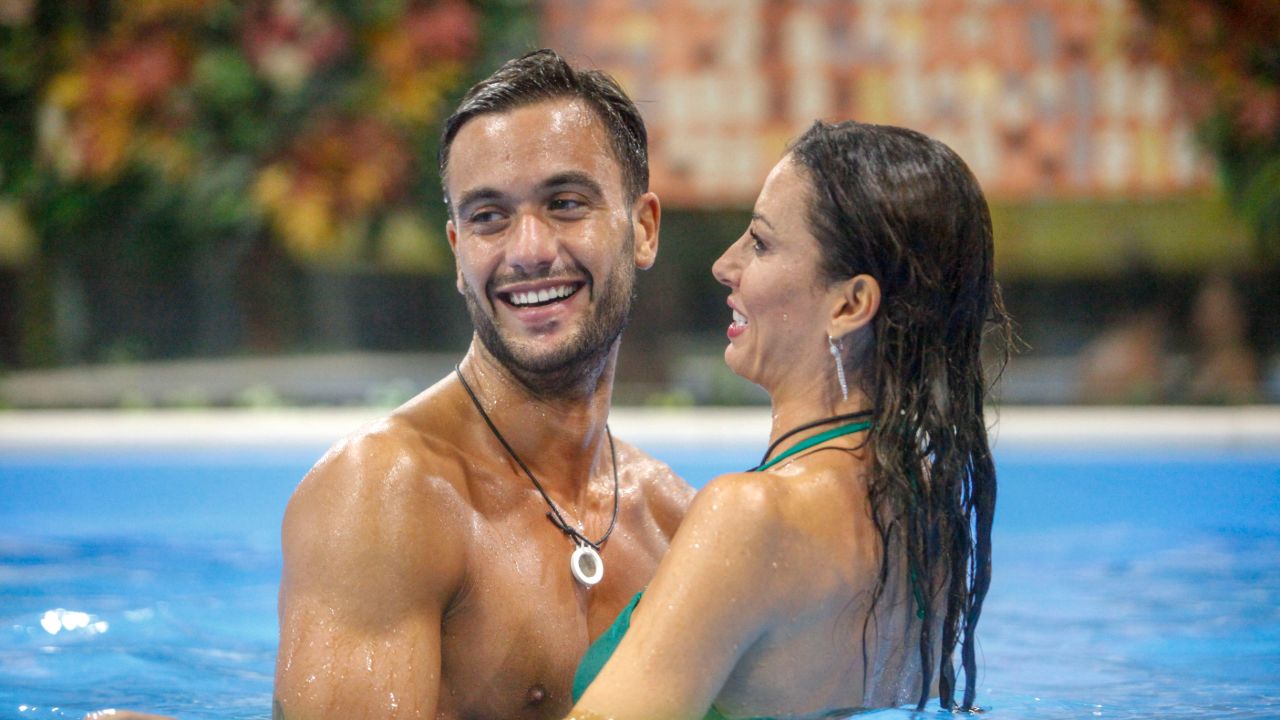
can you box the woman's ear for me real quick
[828,274,880,340]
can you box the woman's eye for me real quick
[749,230,767,253]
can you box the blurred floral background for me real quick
[0,0,1276,407]
[0,0,530,368]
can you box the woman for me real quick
[569,120,1010,719]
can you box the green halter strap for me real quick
[753,419,873,472]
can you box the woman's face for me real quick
[712,155,837,391]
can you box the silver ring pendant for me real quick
[570,544,604,586]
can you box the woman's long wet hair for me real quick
[789,121,1010,711]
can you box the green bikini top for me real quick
[570,591,768,720]
[571,418,874,720]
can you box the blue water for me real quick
[2,446,1279,719]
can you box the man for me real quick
[272,50,692,719]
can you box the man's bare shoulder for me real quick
[292,410,468,517]
[611,438,695,538]
[281,393,474,610]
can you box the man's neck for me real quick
[455,340,618,499]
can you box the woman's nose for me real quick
[712,239,741,288]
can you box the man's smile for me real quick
[499,282,584,308]
[489,278,592,331]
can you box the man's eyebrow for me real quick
[453,171,606,216]
[454,187,506,215]
[542,171,605,198]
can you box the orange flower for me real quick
[254,117,412,259]
[369,25,416,81]
[38,31,190,181]
[380,63,462,126]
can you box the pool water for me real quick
[2,447,1278,719]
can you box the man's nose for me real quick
[507,212,557,274]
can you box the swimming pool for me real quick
[2,408,1278,719]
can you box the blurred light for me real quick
[38,608,109,635]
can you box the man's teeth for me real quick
[733,309,748,325]
[509,285,577,307]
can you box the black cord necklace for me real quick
[455,365,619,587]
[752,410,875,471]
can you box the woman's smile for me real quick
[727,301,749,339]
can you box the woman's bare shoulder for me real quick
[671,471,793,571]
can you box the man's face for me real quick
[444,98,658,391]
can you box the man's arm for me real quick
[274,429,466,719]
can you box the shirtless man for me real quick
[270,51,693,718]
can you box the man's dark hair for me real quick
[439,49,649,208]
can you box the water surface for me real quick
[2,447,1278,719]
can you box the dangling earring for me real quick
[828,334,849,401]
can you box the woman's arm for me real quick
[569,472,790,720]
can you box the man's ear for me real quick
[828,274,881,340]
[631,191,660,270]
[446,218,464,294]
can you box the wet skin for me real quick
[272,97,692,720]
[713,155,839,398]
[447,98,650,388]
[568,156,926,720]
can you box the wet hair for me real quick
[788,120,1010,711]
[438,48,649,208]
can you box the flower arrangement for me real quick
[13,0,481,265]
[0,0,524,365]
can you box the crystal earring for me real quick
[828,334,848,401]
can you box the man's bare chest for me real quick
[431,507,656,719]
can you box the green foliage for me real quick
[1137,0,1280,261]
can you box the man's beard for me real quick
[462,234,637,397]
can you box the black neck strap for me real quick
[455,365,619,550]
[755,409,875,470]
